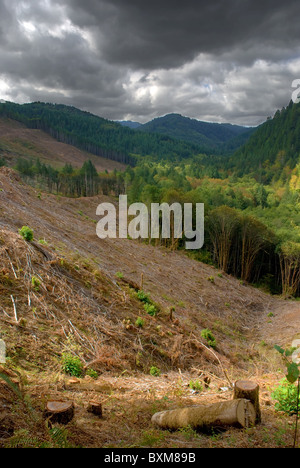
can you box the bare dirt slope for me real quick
[259,301,300,348]
[0,167,298,448]
[0,167,291,349]
[0,117,126,172]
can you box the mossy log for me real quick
[152,399,256,432]
[233,380,261,424]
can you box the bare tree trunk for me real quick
[152,399,256,432]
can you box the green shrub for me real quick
[144,303,158,317]
[201,329,217,349]
[38,238,48,245]
[135,317,145,328]
[115,272,124,279]
[150,366,161,377]
[19,226,34,242]
[61,353,83,377]
[137,290,160,316]
[137,290,151,304]
[31,276,41,291]
[271,379,299,415]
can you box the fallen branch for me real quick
[10,295,18,322]
[5,250,18,280]
[190,334,233,388]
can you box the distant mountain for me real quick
[0,102,258,169]
[118,120,142,129]
[136,113,255,153]
[0,102,207,165]
[227,100,300,181]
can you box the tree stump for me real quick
[44,401,74,425]
[152,399,256,432]
[87,401,103,418]
[233,380,261,424]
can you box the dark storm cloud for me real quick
[0,0,299,125]
[61,0,300,68]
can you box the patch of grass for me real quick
[38,238,48,245]
[136,429,166,448]
[189,380,203,392]
[115,272,124,279]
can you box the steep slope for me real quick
[1,167,296,370]
[0,168,298,448]
[0,117,126,173]
[228,100,300,180]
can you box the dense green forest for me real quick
[0,102,210,164]
[136,113,255,153]
[1,99,300,298]
[226,100,300,182]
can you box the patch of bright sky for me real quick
[0,77,12,101]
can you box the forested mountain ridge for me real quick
[0,102,211,164]
[135,113,255,153]
[227,100,300,182]
[118,120,142,129]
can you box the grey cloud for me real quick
[61,0,300,69]
[0,0,299,126]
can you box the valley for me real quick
[0,165,299,448]
[0,100,299,448]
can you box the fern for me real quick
[48,426,74,448]
[5,429,43,448]
[0,372,22,399]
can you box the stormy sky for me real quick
[0,0,300,126]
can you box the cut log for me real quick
[44,401,74,425]
[87,401,103,418]
[152,399,256,432]
[233,380,261,424]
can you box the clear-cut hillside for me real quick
[0,167,299,448]
[0,117,126,172]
